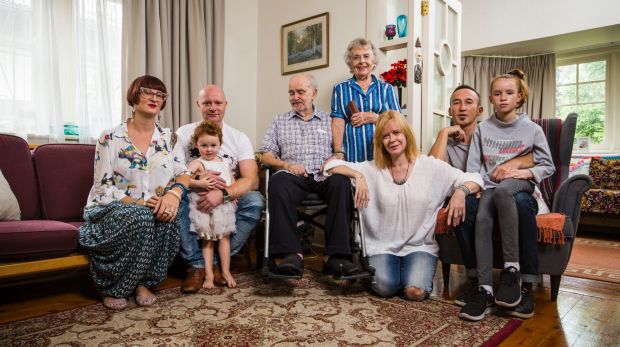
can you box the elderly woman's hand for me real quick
[446,189,466,226]
[350,112,379,127]
[353,174,369,208]
[153,192,180,222]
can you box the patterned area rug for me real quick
[565,236,620,284]
[1,271,522,346]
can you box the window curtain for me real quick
[0,0,63,141]
[122,0,224,131]
[462,54,556,120]
[74,0,123,143]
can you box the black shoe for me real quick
[454,278,478,307]
[506,286,535,319]
[495,266,522,307]
[324,256,361,276]
[275,254,304,276]
[459,288,494,321]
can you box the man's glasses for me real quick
[139,87,168,101]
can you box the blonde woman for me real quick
[324,110,482,301]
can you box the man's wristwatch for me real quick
[221,188,231,203]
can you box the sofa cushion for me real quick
[0,134,40,219]
[588,157,620,190]
[33,144,96,221]
[581,189,620,215]
[0,170,21,220]
[0,220,79,260]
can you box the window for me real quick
[555,54,610,148]
[0,0,122,143]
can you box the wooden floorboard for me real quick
[1,249,619,346]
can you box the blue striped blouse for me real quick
[330,75,401,162]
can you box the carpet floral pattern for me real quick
[1,271,521,346]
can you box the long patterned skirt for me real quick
[79,201,180,298]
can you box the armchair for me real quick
[436,113,592,301]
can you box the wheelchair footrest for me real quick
[333,271,372,281]
[266,271,303,280]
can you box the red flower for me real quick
[380,59,407,88]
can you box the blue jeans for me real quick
[453,195,480,278]
[368,252,438,298]
[179,190,264,268]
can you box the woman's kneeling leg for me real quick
[401,251,438,299]
[368,254,401,297]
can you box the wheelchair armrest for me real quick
[551,174,592,230]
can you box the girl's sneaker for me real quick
[495,266,522,307]
[459,288,494,321]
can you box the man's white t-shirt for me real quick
[176,121,255,179]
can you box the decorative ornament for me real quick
[397,15,407,38]
[385,24,396,40]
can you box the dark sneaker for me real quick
[459,288,494,321]
[506,287,535,319]
[275,253,304,276]
[495,266,522,307]
[454,278,479,307]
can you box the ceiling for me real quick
[463,24,620,56]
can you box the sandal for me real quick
[103,296,128,310]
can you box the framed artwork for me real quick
[281,12,329,75]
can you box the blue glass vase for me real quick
[397,14,407,38]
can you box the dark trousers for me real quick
[455,191,540,284]
[268,172,352,256]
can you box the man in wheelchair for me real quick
[258,74,361,278]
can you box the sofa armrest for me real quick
[551,174,592,232]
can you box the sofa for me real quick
[574,155,620,233]
[0,134,95,280]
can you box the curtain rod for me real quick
[464,53,553,59]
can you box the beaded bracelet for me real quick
[455,184,471,196]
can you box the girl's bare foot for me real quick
[103,296,128,310]
[222,271,237,288]
[135,286,157,306]
[203,274,215,289]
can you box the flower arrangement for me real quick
[380,59,407,87]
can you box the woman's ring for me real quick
[164,211,170,215]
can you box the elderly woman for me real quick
[331,38,401,162]
[79,75,190,310]
[324,110,483,300]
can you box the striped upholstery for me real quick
[533,114,577,208]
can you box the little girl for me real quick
[459,69,555,321]
[188,121,237,288]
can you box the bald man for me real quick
[176,85,264,292]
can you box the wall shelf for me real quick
[377,38,408,52]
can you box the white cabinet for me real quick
[366,0,461,152]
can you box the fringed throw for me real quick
[536,213,567,245]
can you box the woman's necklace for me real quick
[389,161,410,185]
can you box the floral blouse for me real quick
[85,121,190,210]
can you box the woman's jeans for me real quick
[369,251,438,298]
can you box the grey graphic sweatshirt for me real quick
[466,113,555,189]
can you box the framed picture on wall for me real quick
[281,12,329,75]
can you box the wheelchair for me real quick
[260,167,375,282]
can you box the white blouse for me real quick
[85,121,190,210]
[324,155,483,257]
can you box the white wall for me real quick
[254,0,366,146]
[222,0,259,144]
[461,0,620,52]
